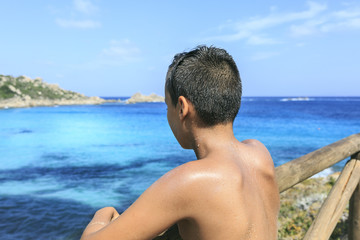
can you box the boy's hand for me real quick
[81,207,120,239]
[110,208,120,221]
[93,207,120,223]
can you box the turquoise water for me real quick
[0,97,359,239]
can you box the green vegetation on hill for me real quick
[0,74,85,100]
[0,74,106,109]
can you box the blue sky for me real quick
[1,1,359,97]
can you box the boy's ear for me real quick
[178,96,189,120]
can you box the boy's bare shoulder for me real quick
[241,138,268,151]
[157,159,232,199]
[241,139,273,162]
[160,159,216,187]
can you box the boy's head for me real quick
[166,46,242,127]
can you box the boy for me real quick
[81,46,279,240]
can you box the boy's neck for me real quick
[192,123,237,159]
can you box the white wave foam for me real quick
[280,97,311,102]
[311,167,336,178]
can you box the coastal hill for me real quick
[0,75,106,109]
[126,92,164,104]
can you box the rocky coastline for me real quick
[0,75,165,109]
[0,95,106,109]
[0,75,107,109]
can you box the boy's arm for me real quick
[80,165,191,240]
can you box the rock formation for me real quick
[126,92,164,104]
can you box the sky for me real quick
[1,0,359,97]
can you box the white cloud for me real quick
[73,0,98,14]
[207,31,250,42]
[251,52,279,61]
[55,0,100,29]
[290,24,314,36]
[100,39,142,65]
[236,1,326,31]
[208,1,327,44]
[290,6,360,36]
[332,8,360,19]
[296,42,306,47]
[207,1,360,44]
[270,6,278,12]
[290,18,326,36]
[65,39,142,70]
[321,17,360,32]
[56,19,101,29]
[247,35,282,45]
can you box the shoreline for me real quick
[0,93,166,110]
[0,96,110,109]
[0,96,166,109]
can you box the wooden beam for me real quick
[303,158,360,240]
[276,133,360,193]
[349,153,360,240]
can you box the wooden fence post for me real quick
[349,153,360,240]
[303,158,360,240]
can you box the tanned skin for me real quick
[81,90,280,240]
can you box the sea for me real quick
[0,96,359,240]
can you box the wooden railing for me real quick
[156,133,360,240]
[276,133,360,239]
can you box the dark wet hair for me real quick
[166,46,242,126]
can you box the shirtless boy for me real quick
[81,46,279,240]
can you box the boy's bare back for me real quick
[172,139,279,240]
[81,46,280,240]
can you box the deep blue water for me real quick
[0,97,359,239]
